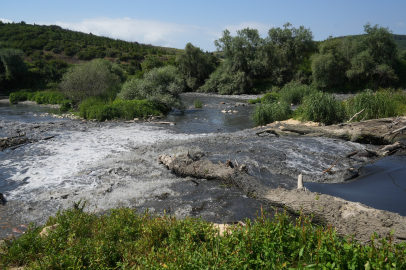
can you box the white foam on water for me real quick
[2,123,203,201]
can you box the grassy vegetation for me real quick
[9,90,71,112]
[345,89,406,122]
[298,92,346,125]
[253,101,292,126]
[1,205,405,269]
[79,99,169,121]
[253,88,406,126]
[278,83,316,105]
[194,99,203,108]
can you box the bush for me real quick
[298,91,345,125]
[194,99,202,108]
[252,101,292,126]
[52,48,61,54]
[345,89,406,122]
[59,59,121,104]
[80,99,169,121]
[248,92,280,104]
[278,81,316,104]
[118,66,185,110]
[9,91,71,111]
[9,91,33,103]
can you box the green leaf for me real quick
[299,247,304,257]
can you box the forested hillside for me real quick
[0,21,169,62]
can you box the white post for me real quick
[297,174,303,189]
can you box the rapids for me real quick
[0,93,405,238]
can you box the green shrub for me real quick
[9,92,30,103]
[278,81,316,104]
[253,101,292,126]
[118,66,185,110]
[248,92,280,104]
[345,89,406,122]
[194,99,203,108]
[59,59,121,104]
[299,91,345,125]
[1,206,405,269]
[82,99,168,121]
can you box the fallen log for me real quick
[383,125,406,136]
[364,141,403,157]
[158,154,262,196]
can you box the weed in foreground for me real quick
[1,206,405,269]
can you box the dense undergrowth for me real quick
[80,99,170,121]
[1,205,405,269]
[9,90,72,112]
[252,84,406,126]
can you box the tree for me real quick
[0,48,27,80]
[59,59,121,104]
[118,66,185,110]
[176,43,215,90]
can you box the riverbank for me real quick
[1,96,405,246]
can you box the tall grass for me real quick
[253,101,292,126]
[345,89,406,122]
[1,205,405,269]
[194,99,203,108]
[299,91,346,125]
[278,83,316,104]
[79,98,169,121]
[9,91,72,112]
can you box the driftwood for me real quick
[364,141,403,157]
[151,121,176,125]
[275,116,406,144]
[344,151,358,158]
[158,154,262,196]
[347,109,365,123]
[383,125,406,136]
[322,159,339,174]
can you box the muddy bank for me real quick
[262,117,406,145]
[158,153,406,243]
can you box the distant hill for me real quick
[0,21,178,63]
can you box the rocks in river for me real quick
[235,102,246,107]
[220,102,225,105]
[0,193,4,205]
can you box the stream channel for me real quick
[1,93,405,238]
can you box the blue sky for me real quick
[1,0,406,51]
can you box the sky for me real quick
[1,0,406,51]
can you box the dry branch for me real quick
[347,109,365,123]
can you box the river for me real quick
[1,93,405,238]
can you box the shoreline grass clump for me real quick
[345,89,406,122]
[297,91,346,125]
[194,99,203,108]
[252,100,292,126]
[278,82,316,105]
[9,90,72,112]
[80,99,169,121]
[1,205,405,269]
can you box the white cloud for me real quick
[55,17,201,48]
[35,17,275,51]
[0,18,12,23]
[397,22,404,27]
